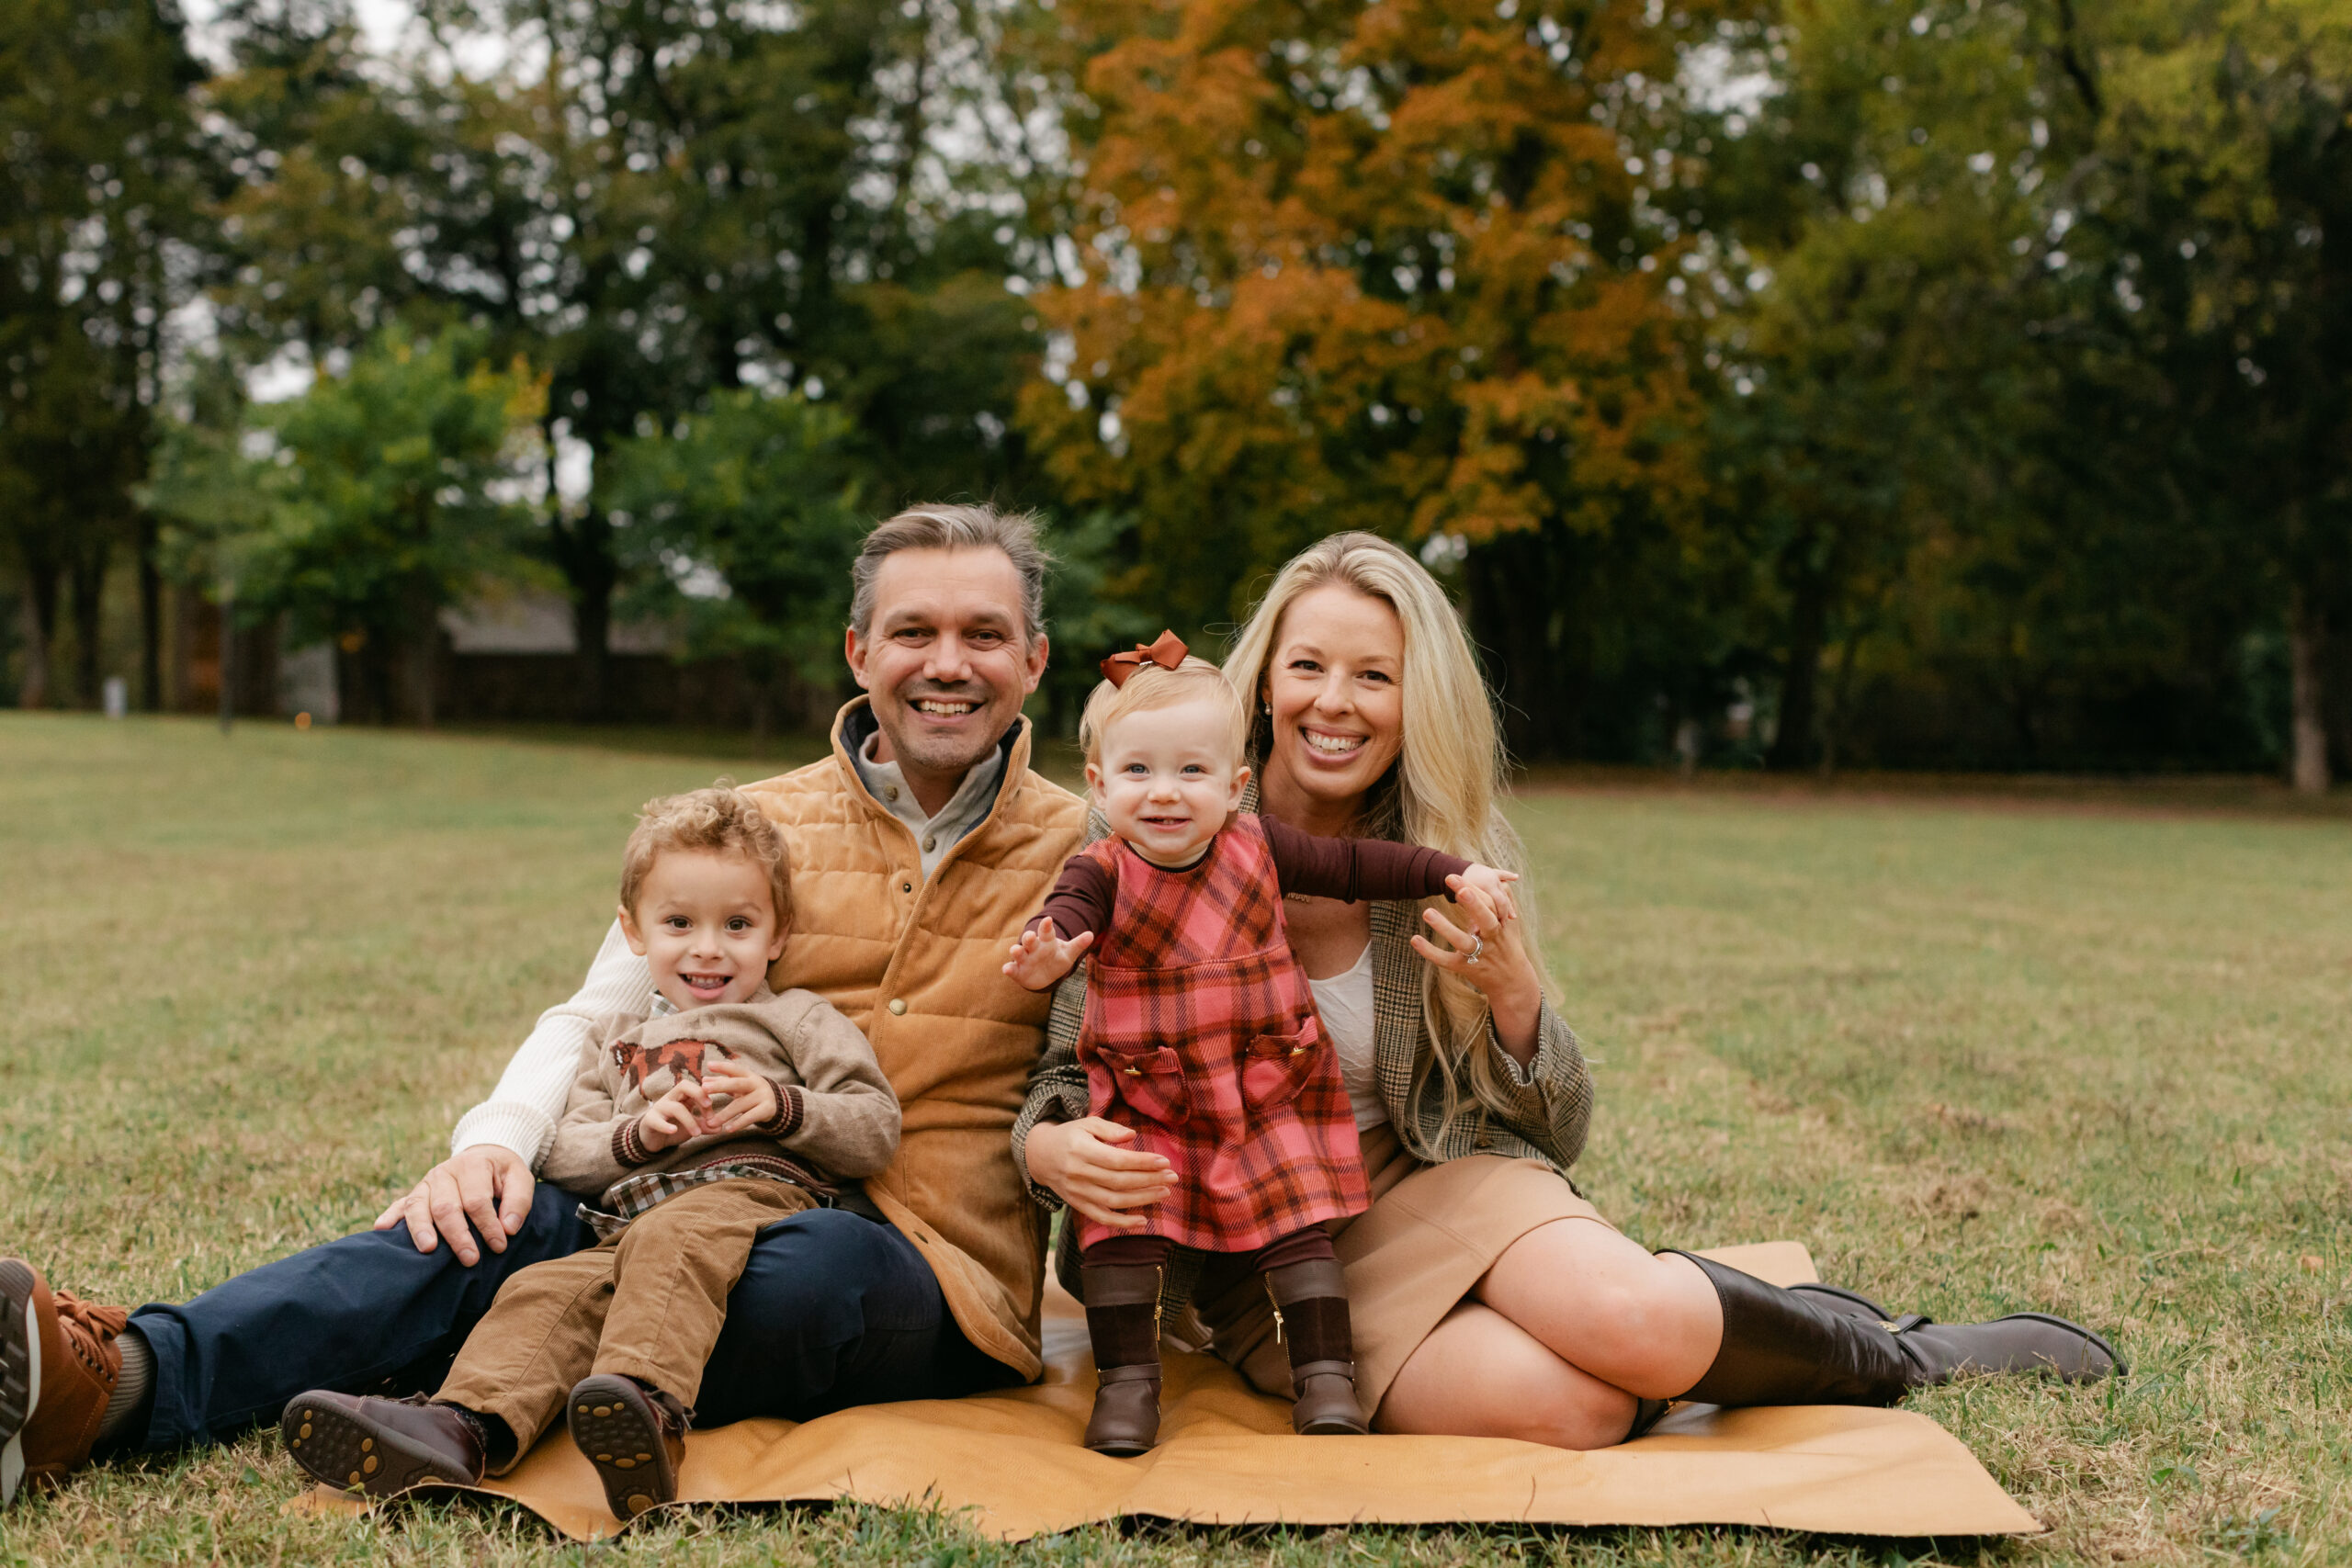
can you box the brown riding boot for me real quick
[1080,1264,1164,1456]
[1263,1258,1370,1435]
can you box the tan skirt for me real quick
[1192,1121,1611,1418]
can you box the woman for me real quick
[1014,533,2119,1447]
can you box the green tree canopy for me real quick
[155,325,548,724]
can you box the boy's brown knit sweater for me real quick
[542,985,900,1207]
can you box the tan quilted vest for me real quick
[739,700,1084,1378]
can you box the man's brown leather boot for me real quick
[1263,1258,1370,1435]
[1,1258,128,1505]
[280,1391,489,1496]
[1080,1263,1164,1456]
[568,1374,688,1520]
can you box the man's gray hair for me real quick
[849,503,1053,648]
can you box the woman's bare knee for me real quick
[1479,1229,1721,1395]
[1378,1305,1639,1450]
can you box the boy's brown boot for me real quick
[280,1392,488,1495]
[1263,1258,1370,1435]
[568,1373,687,1520]
[1080,1264,1164,1456]
[1,1257,128,1505]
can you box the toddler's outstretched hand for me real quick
[1004,917,1095,990]
[1446,863,1521,921]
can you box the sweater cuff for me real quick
[1487,1011,1542,1086]
[450,1101,558,1169]
[614,1117,655,1167]
[757,1081,804,1138]
[1012,1106,1075,1212]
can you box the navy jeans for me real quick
[125,1181,1011,1450]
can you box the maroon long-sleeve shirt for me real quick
[1027,813,1471,940]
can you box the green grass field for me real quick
[1,714,2346,1566]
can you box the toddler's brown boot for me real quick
[1,1257,128,1505]
[569,1373,688,1520]
[280,1391,489,1495]
[1080,1263,1164,1456]
[1263,1258,1370,1435]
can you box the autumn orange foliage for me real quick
[1021,0,1717,626]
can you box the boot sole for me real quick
[567,1376,679,1520]
[279,1396,478,1498]
[0,1261,38,1507]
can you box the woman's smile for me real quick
[1300,725,1369,761]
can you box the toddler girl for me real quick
[1005,636,1515,1454]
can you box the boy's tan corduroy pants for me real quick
[436,1178,814,1470]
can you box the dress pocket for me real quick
[1099,1043,1191,1127]
[1239,1030,1321,1112]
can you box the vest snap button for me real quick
[888,998,908,1016]
[900,881,912,894]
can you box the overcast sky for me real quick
[182,0,461,70]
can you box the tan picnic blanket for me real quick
[290,1241,2041,1540]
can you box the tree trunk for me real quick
[1819,621,1866,778]
[1465,527,1582,760]
[2288,583,2329,794]
[574,590,612,724]
[748,655,775,738]
[17,559,59,708]
[137,516,163,711]
[566,509,617,724]
[67,538,109,709]
[1770,548,1829,771]
[168,583,198,709]
[401,576,440,728]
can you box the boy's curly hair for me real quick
[619,784,793,930]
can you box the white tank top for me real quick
[1306,946,1386,1132]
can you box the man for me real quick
[0,504,1086,1503]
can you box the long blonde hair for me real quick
[1223,533,1555,1142]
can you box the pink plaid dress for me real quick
[1072,815,1371,1253]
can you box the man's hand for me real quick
[696,1052,780,1137]
[372,1144,537,1267]
[1024,1117,1175,1229]
[1003,917,1094,991]
[638,1078,709,1152]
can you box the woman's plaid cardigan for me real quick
[1011,792,1594,1244]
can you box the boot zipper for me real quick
[1264,1277,1285,1344]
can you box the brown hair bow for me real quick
[1100,629,1188,687]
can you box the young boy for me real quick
[281,787,899,1520]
